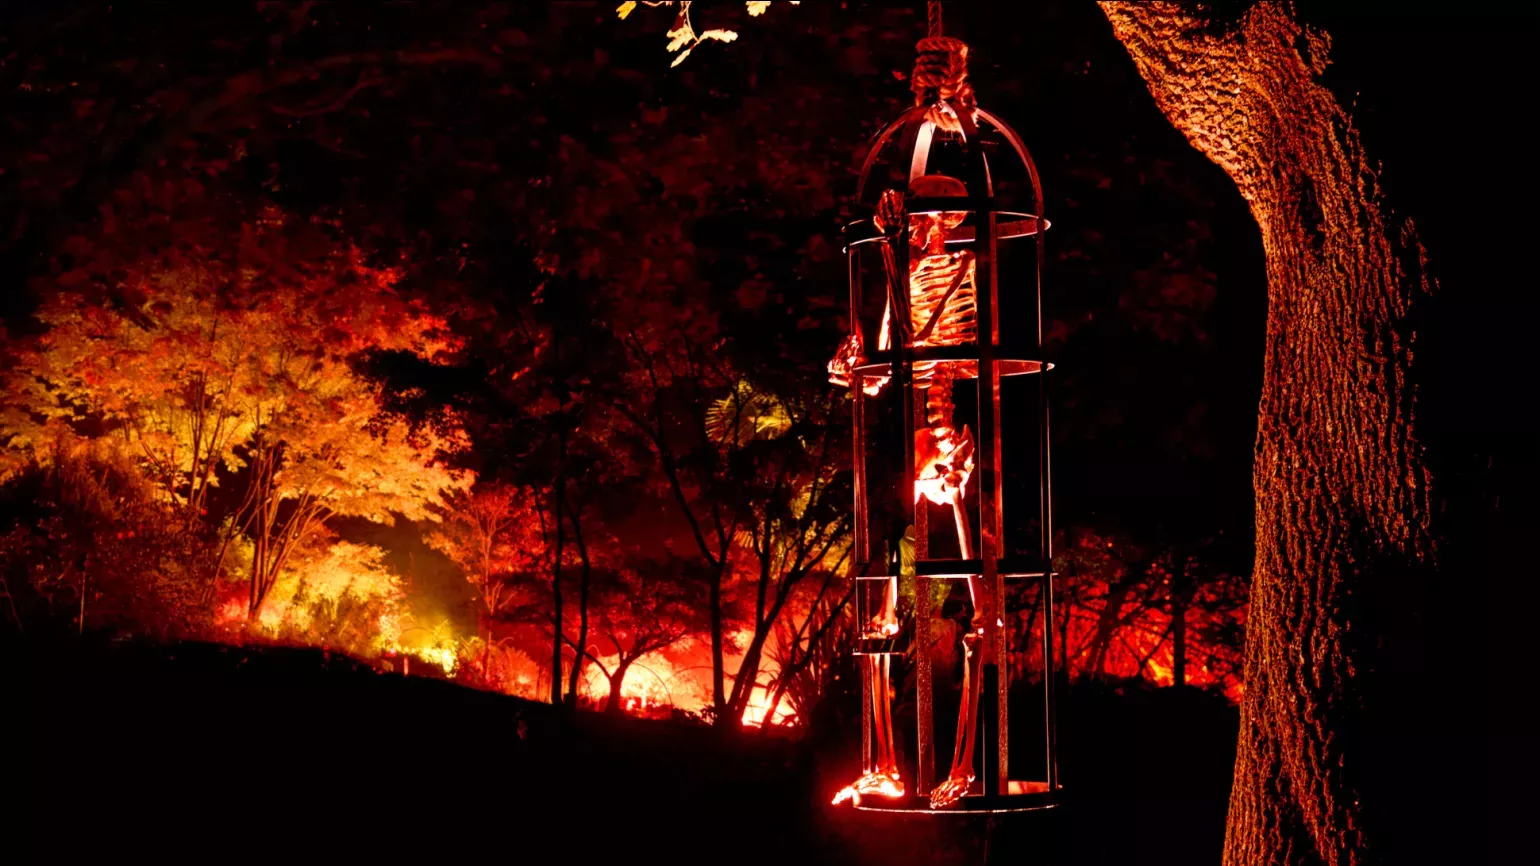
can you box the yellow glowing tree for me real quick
[258,535,401,646]
[3,196,471,620]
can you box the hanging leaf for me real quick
[665,26,694,53]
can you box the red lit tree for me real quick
[425,483,545,633]
[759,563,856,731]
[616,339,851,726]
[567,553,710,714]
[1045,527,1246,693]
[714,386,851,726]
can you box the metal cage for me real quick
[838,99,1060,814]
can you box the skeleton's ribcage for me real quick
[908,252,977,348]
[908,252,977,426]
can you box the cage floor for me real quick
[852,781,1058,815]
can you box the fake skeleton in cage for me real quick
[830,175,995,810]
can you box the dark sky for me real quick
[1305,4,1539,436]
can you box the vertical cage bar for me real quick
[1041,395,1059,792]
[850,249,870,569]
[994,582,1009,792]
[979,658,999,796]
[913,395,930,559]
[959,110,1008,797]
[894,204,934,796]
[1036,212,1059,791]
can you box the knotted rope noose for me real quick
[910,1,975,134]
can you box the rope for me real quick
[911,2,974,133]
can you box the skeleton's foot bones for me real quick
[832,771,906,807]
[928,772,975,809]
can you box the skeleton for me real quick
[831,175,991,810]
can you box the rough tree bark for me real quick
[1099,4,1436,865]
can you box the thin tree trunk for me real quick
[724,532,845,723]
[1171,592,1187,689]
[1059,581,1070,678]
[759,583,853,733]
[1085,572,1135,678]
[549,446,566,707]
[566,501,591,706]
[729,627,770,724]
[709,559,726,722]
[615,338,734,721]
[1170,559,1191,688]
[726,565,808,723]
[1101,5,1436,864]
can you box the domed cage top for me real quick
[829,21,1060,815]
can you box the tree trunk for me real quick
[709,559,726,723]
[759,584,853,734]
[549,442,567,707]
[1171,590,1187,689]
[1171,560,1191,688]
[725,564,805,725]
[606,658,634,715]
[728,626,771,725]
[1100,4,1435,864]
[1085,571,1136,677]
[566,502,591,706]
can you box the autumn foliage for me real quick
[0,177,469,654]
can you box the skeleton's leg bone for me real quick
[949,638,974,771]
[956,632,986,777]
[869,655,885,770]
[954,562,993,780]
[930,630,987,808]
[948,487,975,561]
[837,654,906,805]
[930,490,993,808]
[869,655,900,777]
[886,664,897,775]
[876,573,899,635]
[868,656,887,771]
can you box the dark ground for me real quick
[15,638,1236,865]
[13,423,1533,865]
